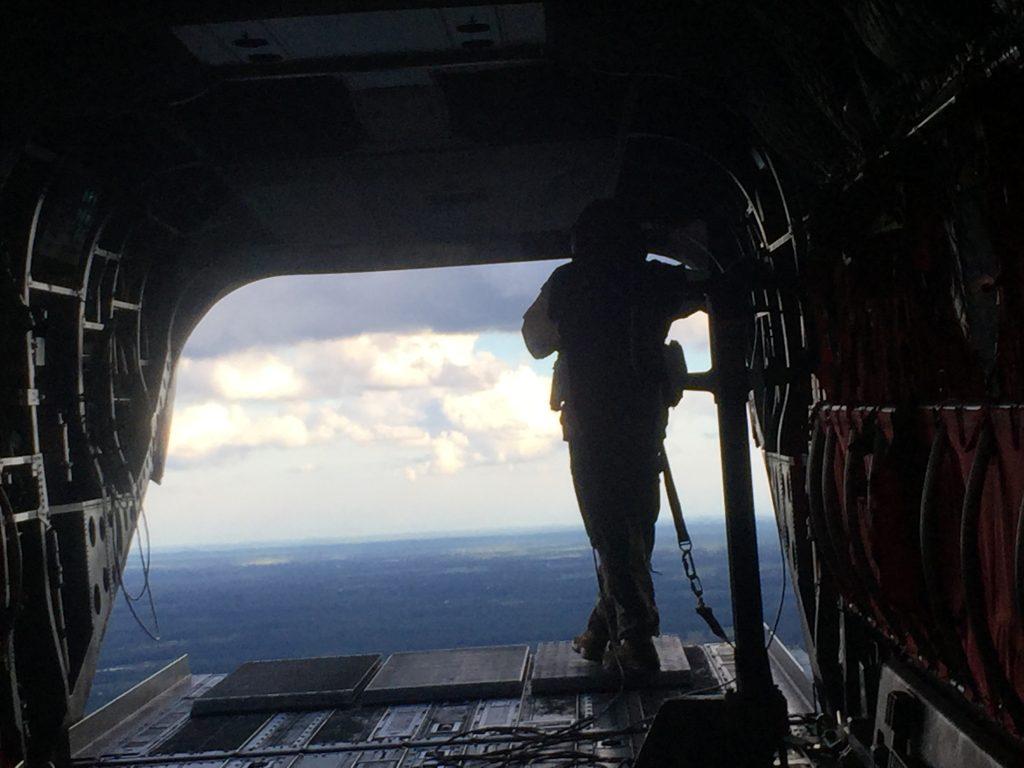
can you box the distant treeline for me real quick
[89,522,802,710]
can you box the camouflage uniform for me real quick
[523,257,699,642]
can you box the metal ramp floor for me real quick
[70,637,814,767]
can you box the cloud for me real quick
[430,430,471,474]
[298,333,485,390]
[667,312,710,349]
[167,402,310,460]
[177,332,502,403]
[211,353,305,399]
[168,331,562,477]
[185,262,563,358]
[442,366,560,462]
[167,306,712,480]
[311,408,377,443]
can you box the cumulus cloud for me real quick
[168,331,562,477]
[178,333,503,402]
[296,333,486,390]
[211,353,305,400]
[168,402,310,460]
[442,367,560,462]
[311,408,376,444]
[175,353,305,402]
[167,297,712,479]
[430,430,471,474]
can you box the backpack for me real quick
[663,340,689,407]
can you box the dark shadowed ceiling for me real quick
[3,1,1012,275]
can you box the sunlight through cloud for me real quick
[211,353,304,400]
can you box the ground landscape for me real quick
[88,520,805,711]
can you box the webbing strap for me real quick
[661,443,731,643]
[661,446,690,548]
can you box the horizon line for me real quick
[137,516,783,554]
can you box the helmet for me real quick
[571,199,645,266]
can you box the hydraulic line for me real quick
[806,420,843,588]
[820,426,870,612]
[842,422,901,638]
[919,420,976,693]
[1015,490,1024,624]
[960,422,1024,729]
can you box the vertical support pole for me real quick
[708,286,774,699]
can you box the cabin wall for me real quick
[0,145,193,762]
[757,77,1024,754]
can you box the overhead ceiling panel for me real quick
[184,77,363,162]
[440,65,625,144]
[226,139,618,247]
[350,85,451,148]
[173,24,246,66]
[440,6,500,51]
[176,20,292,65]
[266,11,449,59]
[495,3,546,45]
[174,5,545,65]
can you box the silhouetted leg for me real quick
[585,563,617,640]
[571,443,618,647]
[633,450,661,637]
[571,433,661,641]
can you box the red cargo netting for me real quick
[816,404,1024,733]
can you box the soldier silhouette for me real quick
[522,199,705,672]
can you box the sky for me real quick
[143,259,774,548]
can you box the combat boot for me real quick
[572,628,609,662]
[606,636,660,675]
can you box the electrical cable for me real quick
[134,502,160,636]
[94,324,161,641]
[118,499,160,641]
[99,473,160,641]
[78,675,742,768]
[429,676,738,766]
